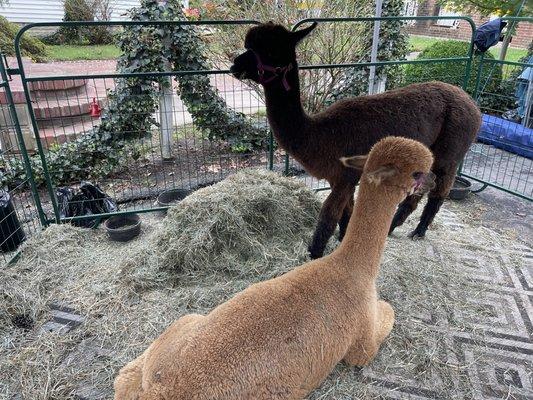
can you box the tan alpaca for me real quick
[114,136,435,400]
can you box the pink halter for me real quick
[250,49,293,91]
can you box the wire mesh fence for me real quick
[459,23,532,200]
[22,72,275,221]
[0,16,530,263]
[0,60,43,264]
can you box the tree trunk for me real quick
[499,32,511,61]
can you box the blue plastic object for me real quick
[477,114,533,159]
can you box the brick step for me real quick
[28,78,88,92]
[32,86,105,120]
[39,115,101,149]
[31,83,89,100]
[37,112,97,130]
[0,83,90,105]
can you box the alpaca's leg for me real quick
[375,300,395,343]
[410,162,456,239]
[388,194,423,235]
[343,300,395,367]
[338,194,354,241]
[308,184,353,259]
[342,336,378,367]
[114,352,147,400]
[115,314,204,399]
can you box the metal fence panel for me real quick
[0,55,45,264]
[1,16,530,237]
[459,17,532,200]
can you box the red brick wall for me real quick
[406,0,532,49]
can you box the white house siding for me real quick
[0,0,141,24]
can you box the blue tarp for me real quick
[477,114,533,159]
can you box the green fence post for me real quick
[472,52,486,101]
[462,27,477,91]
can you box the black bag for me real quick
[474,18,507,53]
[57,182,118,228]
[0,190,25,252]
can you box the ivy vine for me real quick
[1,0,266,188]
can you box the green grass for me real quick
[46,44,121,61]
[173,123,203,140]
[408,35,440,52]
[408,35,528,62]
[500,47,528,63]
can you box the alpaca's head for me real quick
[341,137,435,198]
[230,22,317,84]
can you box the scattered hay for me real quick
[1,170,322,399]
[0,169,529,399]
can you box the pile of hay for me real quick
[121,169,323,287]
[0,168,528,399]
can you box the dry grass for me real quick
[0,169,527,399]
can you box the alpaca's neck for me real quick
[263,64,309,149]
[334,182,401,279]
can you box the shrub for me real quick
[0,15,47,62]
[404,40,502,95]
[47,0,113,45]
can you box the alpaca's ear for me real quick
[291,22,318,44]
[366,165,399,185]
[340,155,367,170]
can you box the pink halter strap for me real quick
[250,49,293,91]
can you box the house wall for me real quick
[0,0,141,23]
[407,0,532,49]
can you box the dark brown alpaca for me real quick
[230,22,481,259]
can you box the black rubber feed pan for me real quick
[157,189,191,209]
[104,214,141,242]
[448,176,472,200]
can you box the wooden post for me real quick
[159,73,174,160]
[368,0,383,95]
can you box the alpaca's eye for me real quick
[412,172,423,180]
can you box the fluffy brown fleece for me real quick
[230,22,481,259]
[114,137,435,400]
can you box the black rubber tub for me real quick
[104,214,141,242]
[448,176,472,200]
[157,189,191,213]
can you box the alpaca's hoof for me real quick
[308,246,323,260]
[388,220,403,236]
[409,229,426,240]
